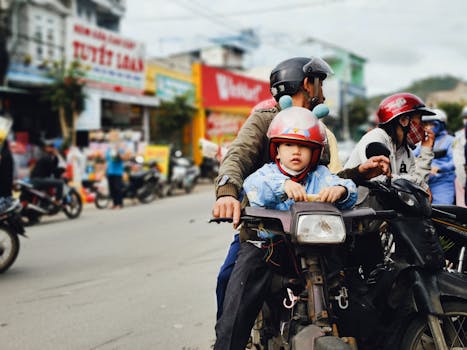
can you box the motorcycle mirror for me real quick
[365,142,391,159]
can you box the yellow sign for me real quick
[144,145,171,179]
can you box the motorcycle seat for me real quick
[129,171,150,180]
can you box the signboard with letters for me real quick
[200,65,271,108]
[66,18,146,95]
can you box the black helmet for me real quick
[269,57,333,101]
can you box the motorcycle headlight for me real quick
[296,214,346,244]
[397,190,417,207]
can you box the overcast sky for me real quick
[121,0,467,96]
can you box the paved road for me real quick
[0,183,232,350]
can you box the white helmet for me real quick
[461,106,467,118]
[422,108,447,123]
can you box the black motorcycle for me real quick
[212,200,367,350]
[430,204,467,273]
[212,142,467,350]
[94,158,166,209]
[335,142,467,350]
[0,197,26,273]
[16,179,82,225]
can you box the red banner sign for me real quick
[201,65,271,108]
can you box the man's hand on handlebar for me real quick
[212,196,241,228]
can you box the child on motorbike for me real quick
[243,106,357,210]
[214,107,357,350]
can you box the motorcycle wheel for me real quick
[400,301,467,349]
[21,212,41,226]
[95,192,111,209]
[138,183,157,204]
[63,189,83,219]
[0,227,20,273]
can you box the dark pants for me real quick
[30,178,63,199]
[107,174,123,206]
[214,241,272,350]
[216,234,240,320]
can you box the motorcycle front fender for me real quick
[393,269,467,317]
[437,270,467,303]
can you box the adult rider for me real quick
[212,56,391,349]
[29,140,64,204]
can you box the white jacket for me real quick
[344,128,433,189]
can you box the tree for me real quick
[42,60,86,146]
[151,94,196,150]
[437,102,464,133]
[347,97,370,141]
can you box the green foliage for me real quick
[152,94,196,147]
[437,102,464,133]
[368,75,463,110]
[346,97,373,141]
[43,60,86,113]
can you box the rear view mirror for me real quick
[365,142,391,159]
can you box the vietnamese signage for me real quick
[201,65,271,108]
[66,18,146,95]
[156,74,194,103]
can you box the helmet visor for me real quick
[303,57,334,81]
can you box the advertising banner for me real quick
[201,65,270,108]
[66,18,146,95]
[206,112,246,148]
[144,145,170,179]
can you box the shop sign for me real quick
[144,145,171,179]
[206,112,246,147]
[156,74,194,104]
[201,65,270,108]
[66,18,146,95]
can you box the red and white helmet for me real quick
[377,92,434,124]
[267,107,326,169]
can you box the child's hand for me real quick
[318,186,346,203]
[284,180,308,202]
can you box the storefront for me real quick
[66,18,159,144]
[191,63,271,164]
[145,63,194,152]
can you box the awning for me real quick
[0,86,28,94]
[86,88,160,107]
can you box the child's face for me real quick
[276,143,312,172]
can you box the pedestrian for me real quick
[415,108,455,204]
[105,139,130,210]
[464,106,467,206]
[0,139,14,198]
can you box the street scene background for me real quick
[1,184,227,349]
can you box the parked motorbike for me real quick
[15,178,82,225]
[168,152,200,195]
[93,157,166,209]
[0,197,26,273]
[199,156,219,182]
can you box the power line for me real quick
[129,0,344,22]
